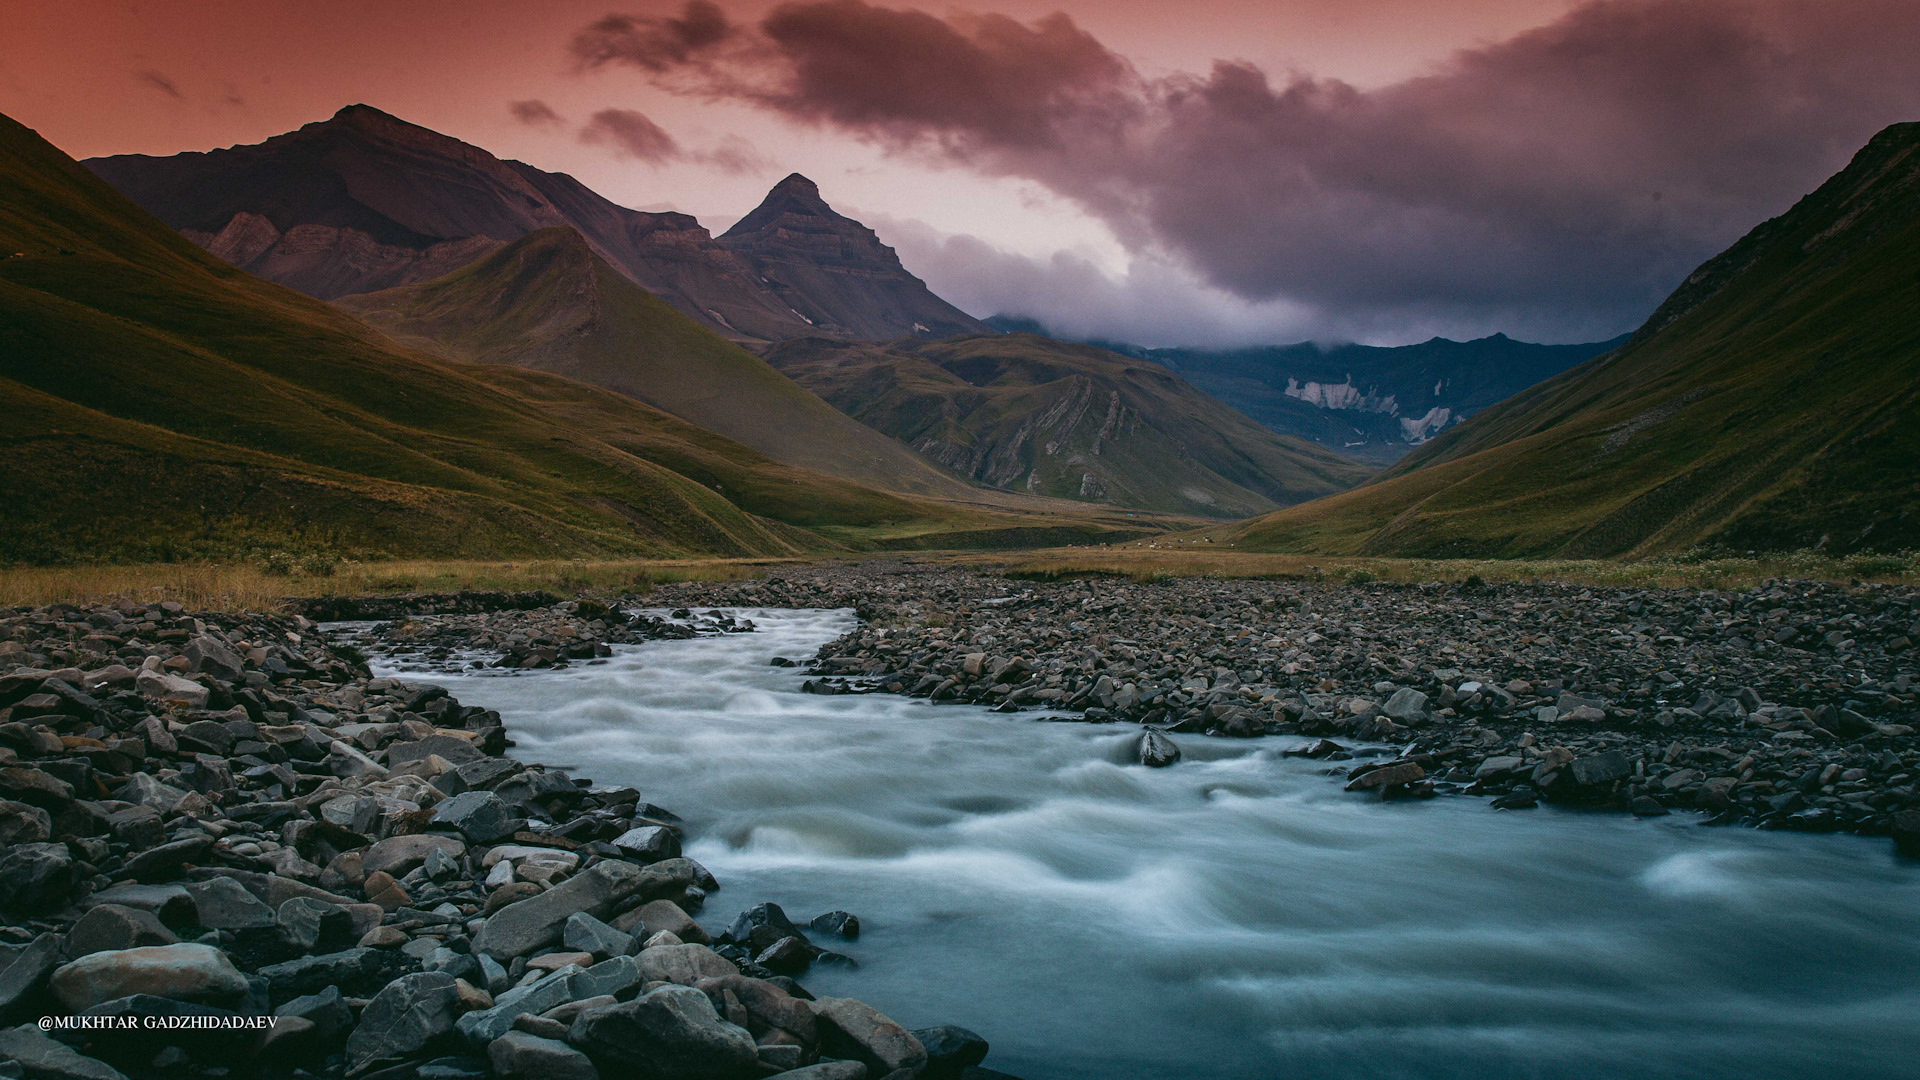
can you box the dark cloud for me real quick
[580,107,682,162]
[691,135,771,174]
[572,0,1920,339]
[135,69,183,99]
[509,99,566,127]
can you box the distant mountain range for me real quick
[0,110,1165,562]
[1220,121,1920,557]
[983,315,1626,465]
[761,333,1371,517]
[83,105,972,343]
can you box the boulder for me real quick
[49,944,249,1012]
[344,971,462,1076]
[135,669,208,708]
[184,635,245,680]
[611,825,680,863]
[275,984,354,1044]
[430,791,517,844]
[1569,751,1631,787]
[124,836,212,883]
[66,906,178,956]
[487,1031,599,1080]
[564,912,635,959]
[0,933,61,1023]
[1137,730,1180,767]
[0,842,72,914]
[1381,687,1429,722]
[105,805,164,851]
[913,1025,990,1078]
[185,877,278,929]
[567,985,760,1080]
[0,1024,128,1080]
[1344,761,1425,791]
[0,768,71,811]
[812,997,927,1078]
[621,899,709,945]
[257,946,415,1005]
[637,944,738,987]
[363,834,466,878]
[474,859,667,961]
[387,735,485,768]
[84,884,195,928]
[456,966,585,1045]
[809,911,860,940]
[693,975,817,1050]
[277,896,355,954]
[0,799,51,845]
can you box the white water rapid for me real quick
[386,608,1920,1080]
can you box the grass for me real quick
[981,546,1920,590]
[0,559,777,613]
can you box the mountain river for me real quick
[379,607,1920,1080]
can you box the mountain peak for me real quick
[774,172,819,193]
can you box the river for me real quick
[380,607,1920,1080]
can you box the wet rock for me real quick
[345,971,463,1076]
[66,906,178,956]
[914,1025,990,1078]
[486,1031,599,1080]
[49,943,249,1012]
[567,985,760,1079]
[812,997,927,1079]
[0,842,72,914]
[809,911,860,940]
[1344,761,1425,792]
[611,825,681,863]
[1630,796,1670,817]
[1137,730,1181,767]
[431,791,518,844]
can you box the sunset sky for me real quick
[5,0,1918,346]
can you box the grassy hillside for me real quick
[337,228,1005,502]
[1217,122,1920,558]
[0,111,917,563]
[762,334,1373,518]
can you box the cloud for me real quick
[579,107,681,162]
[510,99,566,127]
[135,69,183,99]
[572,0,1920,340]
[690,134,771,174]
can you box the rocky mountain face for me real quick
[83,105,819,340]
[762,333,1371,518]
[718,173,990,340]
[1225,122,1920,557]
[1145,334,1629,465]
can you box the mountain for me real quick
[1146,333,1629,465]
[336,227,1001,501]
[82,104,820,340]
[717,173,991,339]
[1215,122,1920,558]
[0,110,1155,562]
[760,333,1373,518]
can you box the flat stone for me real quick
[475,860,678,961]
[124,836,213,883]
[85,884,195,928]
[257,946,416,1006]
[185,876,278,929]
[66,905,178,956]
[637,944,738,988]
[363,834,467,878]
[49,944,249,1012]
[564,912,635,959]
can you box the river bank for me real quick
[0,597,1002,1080]
[658,562,1920,849]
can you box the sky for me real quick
[4,0,1918,347]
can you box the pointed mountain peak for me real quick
[774,172,820,194]
[723,172,843,238]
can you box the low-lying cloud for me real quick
[572,0,1920,341]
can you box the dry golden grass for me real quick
[974,546,1920,590]
[0,558,784,613]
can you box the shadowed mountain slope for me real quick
[83,104,818,340]
[336,228,1009,502]
[718,173,991,340]
[0,110,1039,562]
[761,333,1373,518]
[1216,122,1920,557]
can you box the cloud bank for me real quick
[572,0,1920,341]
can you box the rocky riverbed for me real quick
[658,562,1920,851]
[0,597,1004,1080]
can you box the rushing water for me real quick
[386,608,1920,1080]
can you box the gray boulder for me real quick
[1382,687,1429,722]
[185,877,277,930]
[1137,730,1181,767]
[49,944,249,1012]
[0,843,71,915]
[0,799,51,845]
[105,805,164,852]
[345,971,462,1076]
[637,944,738,987]
[257,947,414,1005]
[275,984,354,1043]
[611,825,680,862]
[913,1024,989,1078]
[1570,751,1632,787]
[184,635,245,680]
[568,985,760,1080]
[475,859,672,961]
[0,934,61,1023]
[277,896,354,954]
[430,791,517,844]
[85,884,196,927]
[0,1024,128,1080]
[486,1031,599,1080]
[66,906,178,957]
[621,899,708,944]
[564,912,635,960]
[812,997,927,1078]
[362,834,466,878]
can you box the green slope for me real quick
[0,110,869,563]
[1220,122,1920,558]
[336,229,995,501]
[762,334,1373,518]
